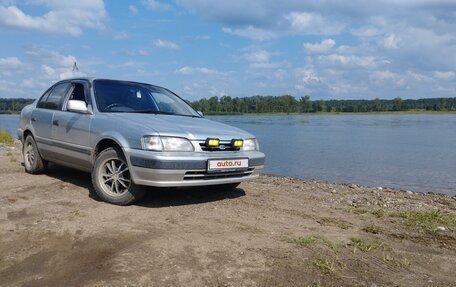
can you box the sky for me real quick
[0,0,455,100]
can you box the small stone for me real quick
[349,184,357,189]
[377,187,383,190]
[435,226,446,231]
[331,189,337,193]
[406,190,413,195]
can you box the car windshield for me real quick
[93,80,201,117]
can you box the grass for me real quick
[372,209,386,218]
[288,235,339,252]
[0,130,14,145]
[362,224,383,234]
[290,236,319,246]
[348,237,383,252]
[345,207,369,215]
[318,217,352,230]
[383,253,411,268]
[312,257,345,274]
[69,209,81,216]
[395,210,456,233]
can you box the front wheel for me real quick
[92,147,144,205]
[23,135,47,174]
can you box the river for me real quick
[1,114,455,195]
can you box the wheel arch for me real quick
[93,138,125,162]
[23,129,33,140]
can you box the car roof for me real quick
[55,77,157,86]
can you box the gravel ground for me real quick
[0,142,455,286]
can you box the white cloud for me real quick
[383,34,400,49]
[42,64,56,77]
[0,1,107,36]
[243,50,271,62]
[143,0,173,11]
[433,71,456,80]
[295,68,321,85]
[369,70,398,83]
[249,62,282,69]
[129,5,138,15]
[137,49,150,56]
[222,26,276,41]
[328,82,369,96]
[303,39,336,53]
[59,70,86,80]
[114,31,129,40]
[152,39,179,49]
[177,66,221,75]
[285,12,344,35]
[0,57,22,68]
[318,54,378,68]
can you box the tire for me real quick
[91,147,144,205]
[23,135,47,174]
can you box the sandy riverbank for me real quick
[0,142,455,286]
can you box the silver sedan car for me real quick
[18,78,265,205]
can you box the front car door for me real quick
[51,80,93,171]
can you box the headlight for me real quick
[243,138,259,151]
[142,136,194,152]
[142,136,163,151]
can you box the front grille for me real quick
[199,141,240,152]
[184,168,254,180]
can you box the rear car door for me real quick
[51,81,93,170]
[31,82,71,159]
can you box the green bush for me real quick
[0,130,14,144]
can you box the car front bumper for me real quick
[124,148,265,187]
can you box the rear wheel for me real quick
[23,135,47,174]
[92,147,144,205]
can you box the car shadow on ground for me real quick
[43,164,102,202]
[43,164,246,207]
[137,187,246,208]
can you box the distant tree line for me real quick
[1,96,455,115]
[0,98,34,114]
[190,96,456,114]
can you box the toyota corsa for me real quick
[18,78,265,205]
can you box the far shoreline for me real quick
[205,110,456,116]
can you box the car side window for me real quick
[68,83,86,102]
[37,88,53,108]
[43,83,71,110]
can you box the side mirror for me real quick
[68,100,91,114]
[197,110,204,117]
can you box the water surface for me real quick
[1,114,455,195]
[210,114,456,195]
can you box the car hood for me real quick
[113,114,254,140]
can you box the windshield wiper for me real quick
[130,110,201,117]
[129,110,174,115]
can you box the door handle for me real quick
[31,117,36,122]
[52,120,59,126]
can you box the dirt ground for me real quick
[0,142,455,287]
